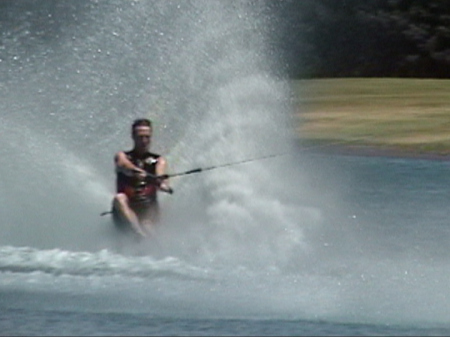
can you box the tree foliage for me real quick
[275,0,450,78]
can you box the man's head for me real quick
[131,118,152,152]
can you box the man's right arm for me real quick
[114,151,146,178]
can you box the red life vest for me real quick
[116,150,160,205]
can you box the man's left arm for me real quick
[156,157,172,193]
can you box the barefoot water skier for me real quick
[103,119,292,238]
[112,118,172,239]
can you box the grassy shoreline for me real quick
[293,78,450,159]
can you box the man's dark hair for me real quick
[132,118,152,134]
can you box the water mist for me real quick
[0,0,316,263]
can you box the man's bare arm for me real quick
[155,157,172,193]
[114,151,146,178]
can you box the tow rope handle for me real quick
[144,173,173,194]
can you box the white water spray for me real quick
[0,0,316,262]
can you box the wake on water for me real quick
[2,0,450,327]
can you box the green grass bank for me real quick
[293,78,450,157]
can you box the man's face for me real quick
[133,126,152,151]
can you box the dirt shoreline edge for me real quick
[295,140,450,162]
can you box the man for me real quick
[112,118,172,238]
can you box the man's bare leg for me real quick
[113,193,147,238]
[138,203,160,237]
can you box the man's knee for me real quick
[112,193,130,230]
[113,193,129,207]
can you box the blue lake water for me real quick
[1,152,450,336]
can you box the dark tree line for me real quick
[273,0,450,78]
